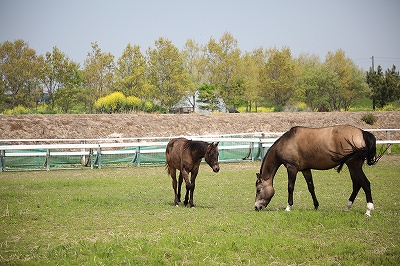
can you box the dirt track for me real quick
[1,112,399,141]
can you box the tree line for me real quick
[1,33,399,114]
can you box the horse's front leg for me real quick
[188,168,199,208]
[181,169,193,207]
[286,165,298,211]
[302,169,319,210]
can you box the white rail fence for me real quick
[0,130,399,172]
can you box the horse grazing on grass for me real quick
[166,138,220,207]
[254,125,379,216]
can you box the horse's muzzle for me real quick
[212,165,220,173]
[254,201,266,211]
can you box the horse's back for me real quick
[166,138,188,168]
[278,125,366,170]
[288,125,365,147]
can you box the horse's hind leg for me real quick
[302,169,319,210]
[177,172,183,203]
[347,160,374,216]
[345,176,361,211]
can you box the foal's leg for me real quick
[286,165,298,211]
[180,169,193,207]
[170,168,179,206]
[177,172,183,203]
[347,160,374,216]
[302,169,319,210]
[188,168,199,208]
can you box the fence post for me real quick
[97,145,102,169]
[46,149,50,171]
[250,142,255,162]
[260,133,266,159]
[136,146,141,167]
[80,140,86,166]
[0,150,5,172]
[386,130,391,154]
[89,148,93,169]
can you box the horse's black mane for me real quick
[186,140,209,153]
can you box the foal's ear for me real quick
[213,142,219,147]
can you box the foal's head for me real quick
[254,173,275,211]
[205,142,220,173]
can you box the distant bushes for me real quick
[3,105,31,114]
[362,113,377,125]
[94,92,166,113]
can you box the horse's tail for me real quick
[334,130,378,173]
[362,130,377,166]
[165,141,172,175]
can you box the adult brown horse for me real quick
[254,125,379,216]
[166,137,220,207]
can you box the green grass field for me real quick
[1,156,399,265]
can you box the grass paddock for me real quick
[1,156,399,265]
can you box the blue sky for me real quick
[1,0,399,70]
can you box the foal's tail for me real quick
[335,130,379,172]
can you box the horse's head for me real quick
[254,173,275,211]
[205,142,220,173]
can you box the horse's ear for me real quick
[214,142,219,147]
[256,172,261,181]
[256,173,262,185]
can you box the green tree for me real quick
[205,32,242,110]
[240,48,268,112]
[367,65,385,110]
[0,39,44,110]
[367,65,400,109]
[197,83,220,112]
[83,42,115,113]
[181,39,206,111]
[299,62,338,111]
[385,65,400,103]
[324,49,367,111]
[115,43,150,99]
[42,46,80,110]
[259,47,296,109]
[53,69,84,113]
[147,37,192,108]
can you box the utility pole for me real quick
[371,56,374,71]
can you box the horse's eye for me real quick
[256,189,261,194]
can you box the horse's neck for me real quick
[191,141,208,160]
[261,147,281,183]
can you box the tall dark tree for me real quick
[367,65,385,109]
[385,65,400,103]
